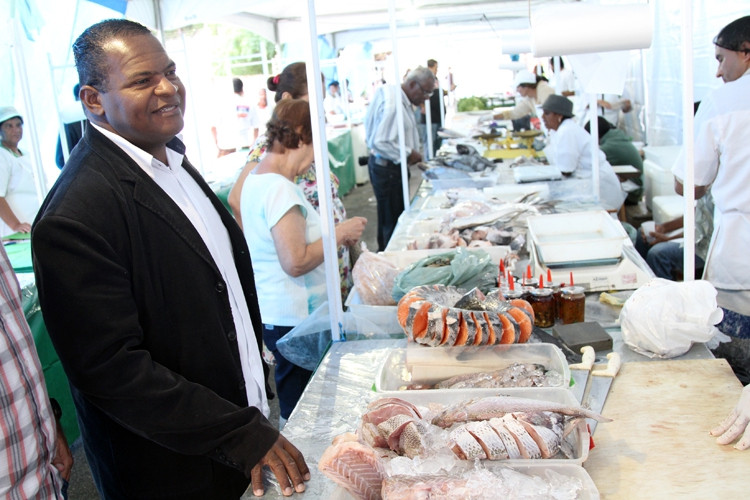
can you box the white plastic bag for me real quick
[620,278,726,358]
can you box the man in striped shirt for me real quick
[0,244,72,497]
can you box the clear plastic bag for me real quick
[351,246,401,305]
[391,247,497,301]
[620,278,727,358]
[277,302,399,371]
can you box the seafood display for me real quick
[405,199,535,251]
[397,285,534,346]
[318,393,605,499]
[402,198,555,253]
[429,363,558,390]
[358,395,604,461]
[375,344,569,392]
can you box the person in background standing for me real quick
[255,87,273,130]
[493,70,555,121]
[323,80,345,117]
[419,58,444,157]
[549,56,576,97]
[32,19,309,498]
[673,15,750,386]
[0,106,40,236]
[365,66,432,251]
[211,77,258,157]
[0,241,73,498]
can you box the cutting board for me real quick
[584,359,750,498]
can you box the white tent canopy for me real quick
[126,0,545,47]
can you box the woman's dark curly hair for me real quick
[265,99,313,154]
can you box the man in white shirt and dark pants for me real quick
[365,66,432,250]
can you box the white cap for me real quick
[514,70,537,87]
[0,106,22,125]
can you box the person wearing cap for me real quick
[673,16,750,393]
[0,106,40,236]
[493,69,555,121]
[541,94,626,212]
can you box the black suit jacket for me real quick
[32,125,278,499]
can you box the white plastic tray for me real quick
[330,463,599,500]
[375,343,570,392]
[527,210,628,264]
[373,387,592,466]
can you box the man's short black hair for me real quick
[233,78,243,94]
[714,16,750,52]
[73,19,152,92]
[328,80,339,88]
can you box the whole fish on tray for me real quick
[407,362,559,390]
[431,395,610,429]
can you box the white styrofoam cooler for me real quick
[526,210,629,265]
[652,195,684,225]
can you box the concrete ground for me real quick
[65,167,422,498]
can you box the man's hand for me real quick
[407,150,422,166]
[710,385,750,450]
[250,434,310,497]
[52,421,74,481]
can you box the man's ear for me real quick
[80,85,105,119]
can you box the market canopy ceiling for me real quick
[124,0,559,47]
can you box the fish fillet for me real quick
[464,420,509,460]
[488,418,522,459]
[318,439,385,500]
[449,426,486,460]
[431,395,610,428]
[501,414,542,459]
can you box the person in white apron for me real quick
[0,106,40,236]
[672,16,750,387]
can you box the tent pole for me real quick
[302,0,345,341]
[12,17,47,202]
[589,93,599,205]
[388,0,410,213]
[680,3,696,281]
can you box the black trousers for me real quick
[368,155,407,251]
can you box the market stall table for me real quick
[243,334,717,499]
[584,358,749,498]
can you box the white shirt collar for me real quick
[90,122,185,178]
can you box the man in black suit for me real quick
[32,19,309,499]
